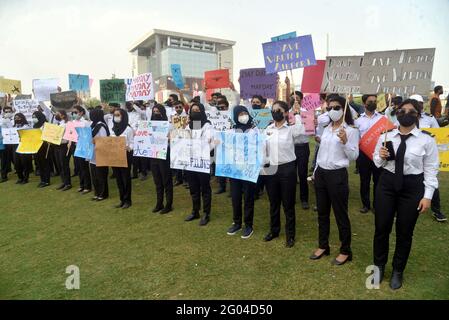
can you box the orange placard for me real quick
[95,136,128,168]
[359,117,396,160]
[204,69,230,90]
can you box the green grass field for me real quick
[0,157,448,300]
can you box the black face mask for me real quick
[272,111,285,122]
[252,104,262,110]
[366,102,377,112]
[152,114,163,121]
[190,112,202,121]
[397,113,417,127]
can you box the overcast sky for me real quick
[1,0,448,98]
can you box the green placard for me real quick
[100,79,126,103]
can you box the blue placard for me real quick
[69,74,90,92]
[215,131,265,183]
[271,31,297,42]
[250,109,273,129]
[170,64,185,89]
[0,127,5,150]
[74,127,94,160]
[262,35,317,74]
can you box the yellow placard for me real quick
[376,93,387,112]
[423,128,449,172]
[42,123,64,145]
[0,78,22,94]
[17,129,43,154]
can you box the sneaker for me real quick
[241,226,254,239]
[433,212,447,222]
[62,185,72,191]
[227,224,242,235]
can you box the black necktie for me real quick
[394,134,412,191]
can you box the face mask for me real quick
[114,116,122,123]
[329,109,344,122]
[190,112,202,121]
[252,104,261,110]
[272,110,285,122]
[238,115,249,125]
[72,113,80,121]
[366,102,377,112]
[32,118,39,124]
[152,114,163,120]
[397,113,417,127]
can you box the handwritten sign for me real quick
[100,79,126,103]
[171,115,188,129]
[15,94,32,100]
[205,109,231,131]
[50,91,78,111]
[16,129,43,154]
[69,74,90,92]
[13,99,39,123]
[1,127,19,144]
[204,69,230,90]
[170,129,210,174]
[170,64,185,89]
[301,109,316,136]
[133,121,170,160]
[424,128,449,172]
[63,121,84,142]
[301,93,321,111]
[32,78,59,101]
[126,73,154,101]
[360,117,396,160]
[321,56,364,94]
[42,123,65,145]
[301,60,325,93]
[0,78,21,95]
[262,35,317,74]
[95,136,128,168]
[215,131,265,183]
[360,48,435,95]
[239,68,277,100]
[74,127,94,160]
[250,109,273,129]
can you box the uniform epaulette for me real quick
[424,112,434,117]
[421,130,435,137]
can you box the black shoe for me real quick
[360,207,370,214]
[263,233,279,242]
[96,197,106,202]
[115,202,124,209]
[227,224,242,235]
[433,212,447,222]
[160,207,173,214]
[122,203,131,210]
[77,187,84,193]
[309,247,330,260]
[301,202,310,210]
[92,196,99,201]
[185,213,200,222]
[286,238,295,248]
[0,178,7,183]
[214,189,226,195]
[39,182,50,188]
[82,189,91,195]
[152,205,163,213]
[241,226,254,239]
[199,215,210,226]
[62,185,72,191]
[390,271,403,290]
[16,179,24,184]
[332,252,353,266]
[56,184,65,190]
[174,181,183,187]
[22,179,29,184]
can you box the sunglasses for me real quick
[397,109,418,115]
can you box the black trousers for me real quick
[151,158,173,208]
[0,149,9,179]
[1,144,15,178]
[75,157,92,190]
[35,142,50,184]
[314,167,352,255]
[431,188,442,214]
[14,152,32,181]
[374,170,424,272]
[187,171,212,215]
[358,152,381,209]
[174,169,184,183]
[113,151,133,205]
[90,164,109,198]
[265,161,297,239]
[56,144,72,186]
[132,156,148,177]
[255,175,266,195]
[50,144,60,175]
[294,143,310,203]
[230,178,256,227]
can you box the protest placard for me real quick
[1,127,19,144]
[15,94,32,100]
[0,128,4,150]
[424,128,449,172]
[63,121,83,142]
[170,64,185,89]
[301,60,325,93]
[100,79,126,103]
[126,73,154,101]
[95,136,128,168]
[239,68,277,100]
[301,93,321,111]
[360,48,435,95]
[205,109,231,131]
[321,56,364,94]
[250,109,273,129]
[171,115,188,129]
[170,129,210,174]
[13,99,39,123]
[50,91,78,111]
[204,69,230,90]
[133,121,170,160]
[359,117,396,160]
[69,74,90,92]
[32,78,59,101]
[262,35,317,74]
[16,129,43,154]
[215,131,266,183]
[0,78,21,95]
[42,123,64,145]
[74,127,94,160]
[301,109,316,136]
[271,31,297,42]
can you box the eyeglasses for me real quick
[397,109,418,116]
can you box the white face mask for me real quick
[329,109,343,122]
[32,118,39,124]
[238,115,249,125]
[114,116,122,123]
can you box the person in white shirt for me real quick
[55,110,73,191]
[111,109,134,209]
[13,113,32,184]
[72,105,92,194]
[125,101,146,181]
[373,98,439,290]
[172,100,188,187]
[263,100,305,248]
[309,95,359,265]
[0,106,15,182]
[354,94,386,214]
[310,94,330,173]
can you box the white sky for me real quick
[1,0,448,98]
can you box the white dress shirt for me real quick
[316,112,330,138]
[113,126,135,150]
[419,114,440,129]
[355,112,385,138]
[373,127,439,199]
[316,123,359,170]
[127,111,141,132]
[264,115,305,166]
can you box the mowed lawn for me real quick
[0,155,448,300]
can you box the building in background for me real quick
[130,29,235,102]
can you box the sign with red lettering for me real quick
[359,117,396,160]
[204,69,230,90]
[126,73,154,101]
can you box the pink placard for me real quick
[301,109,316,136]
[302,93,321,111]
[63,121,83,142]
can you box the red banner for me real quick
[204,69,230,90]
[359,117,396,160]
[301,60,325,93]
